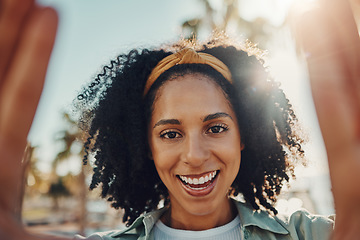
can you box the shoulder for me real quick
[73,230,127,240]
[73,228,141,240]
[233,199,334,239]
[72,208,166,240]
[72,217,144,240]
[275,209,335,239]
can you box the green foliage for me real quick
[182,0,281,49]
[48,178,71,198]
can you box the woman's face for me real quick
[148,73,243,222]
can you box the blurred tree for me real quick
[182,0,280,48]
[47,177,71,210]
[52,112,88,235]
[25,146,45,196]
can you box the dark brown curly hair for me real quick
[74,36,305,226]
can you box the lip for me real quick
[177,171,219,197]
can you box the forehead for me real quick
[151,73,233,120]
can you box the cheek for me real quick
[151,141,179,174]
[224,147,241,170]
[222,132,242,171]
[222,144,241,183]
[152,150,180,191]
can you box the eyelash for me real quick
[206,123,229,134]
[160,130,182,139]
[159,124,229,139]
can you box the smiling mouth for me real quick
[176,170,219,195]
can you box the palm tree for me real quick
[182,0,281,49]
[47,177,71,210]
[53,112,88,235]
[17,144,35,220]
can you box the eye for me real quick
[207,124,229,134]
[160,130,182,139]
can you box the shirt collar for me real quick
[113,199,289,238]
[112,207,166,238]
[234,199,289,235]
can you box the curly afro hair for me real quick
[74,36,305,226]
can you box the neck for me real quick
[161,197,237,231]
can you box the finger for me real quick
[0,5,57,213]
[293,0,360,148]
[305,15,359,151]
[0,6,58,151]
[318,0,360,109]
[0,0,35,87]
[292,1,360,238]
[292,0,360,101]
[295,0,360,186]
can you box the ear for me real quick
[240,142,245,151]
[148,151,153,160]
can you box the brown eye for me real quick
[207,124,228,134]
[160,131,181,139]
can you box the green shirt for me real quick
[74,200,334,240]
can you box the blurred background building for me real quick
[23,0,359,237]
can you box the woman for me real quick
[0,0,359,239]
[73,38,332,239]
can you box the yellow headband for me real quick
[143,48,232,96]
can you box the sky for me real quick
[30,0,333,214]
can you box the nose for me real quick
[181,133,210,167]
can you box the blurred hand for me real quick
[0,0,63,239]
[293,0,360,239]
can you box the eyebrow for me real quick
[153,119,181,128]
[153,112,232,129]
[203,112,233,122]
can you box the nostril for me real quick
[184,151,209,166]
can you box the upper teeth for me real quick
[179,170,217,185]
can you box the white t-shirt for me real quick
[153,215,242,240]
